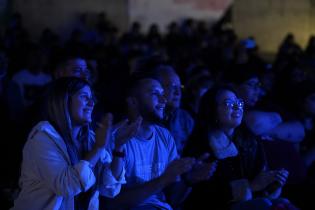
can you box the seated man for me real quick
[53,56,90,82]
[150,65,194,155]
[227,64,305,142]
[102,75,216,210]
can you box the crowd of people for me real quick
[0,11,315,210]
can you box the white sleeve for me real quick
[27,132,96,197]
[98,149,126,198]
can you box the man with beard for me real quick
[103,75,216,210]
[150,65,194,155]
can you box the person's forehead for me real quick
[76,85,91,94]
[140,78,163,91]
[216,90,237,102]
[161,71,180,84]
[67,58,87,67]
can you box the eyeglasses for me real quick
[221,99,244,109]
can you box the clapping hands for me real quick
[183,153,218,185]
[161,158,195,185]
[94,115,143,150]
[113,116,142,148]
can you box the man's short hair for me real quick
[125,72,156,98]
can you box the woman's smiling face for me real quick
[70,85,95,126]
[216,90,244,129]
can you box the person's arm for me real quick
[109,116,142,179]
[104,158,195,209]
[245,111,282,136]
[85,113,113,167]
[245,111,305,142]
[98,146,126,198]
[29,131,96,197]
[98,116,144,198]
[164,156,217,209]
[109,145,125,180]
[104,175,168,209]
[269,121,305,142]
[250,169,289,199]
[164,180,192,208]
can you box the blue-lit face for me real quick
[64,58,90,80]
[160,72,182,109]
[238,77,261,107]
[216,90,243,129]
[70,85,95,125]
[136,79,166,121]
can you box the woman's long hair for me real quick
[44,77,92,165]
[183,85,237,157]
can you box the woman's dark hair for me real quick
[45,77,92,165]
[183,85,237,157]
[198,85,236,130]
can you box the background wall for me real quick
[233,0,315,54]
[129,0,232,32]
[13,0,129,40]
[11,0,232,39]
[9,0,315,54]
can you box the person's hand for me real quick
[250,170,277,192]
[161,158,195,186]
[264,169,289,198]
[114,116,142,148]
[274,169,289,186]
[183,153,217,185]
[267,187,282,199]
[94,113,113,148]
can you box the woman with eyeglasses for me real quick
[11,77,134,210]
[183,85,293,210]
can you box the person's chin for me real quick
[235,120,242,127]
[230,120,242,128]
[83,117,92,124]
[167,103,180,110]
[147,113,163,124]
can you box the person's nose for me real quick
[232,103,243,110]
[159,94,167,104]
[87,97,95,107]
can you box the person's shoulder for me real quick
[208,130,238,159]
[208,130,227,145]
[154,124,172,136]
[175,108,195,127]
[153,124,175,143]
[27,121,60,142]
[176,108,193,119]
